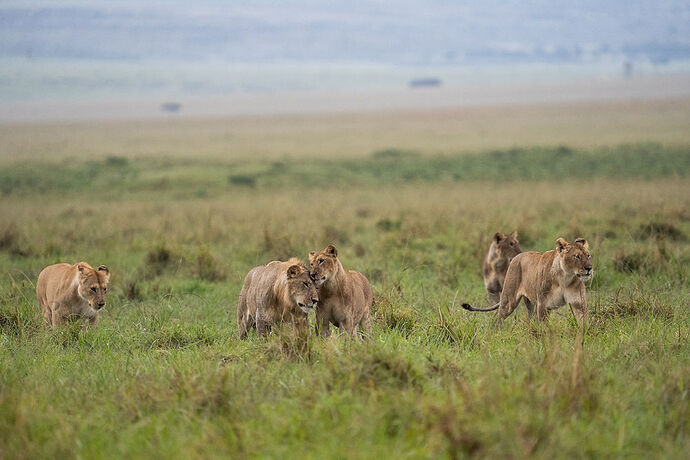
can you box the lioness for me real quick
[309,245,373,338]
[36,262,110,328]
[462,237,592,326]
[237,258,318,338]
[483,231,522,304]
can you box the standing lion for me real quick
[237,258,318,338]
[483,231,522,304]
[463,237,593,326]
[36,262,110,328]
[309,245,373,338]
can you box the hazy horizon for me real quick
[2,1,689,103]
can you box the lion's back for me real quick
[349,270,373,308]
[37,263,74,304]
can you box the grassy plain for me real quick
[1,98,689,458]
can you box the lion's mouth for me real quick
[577,273,592,281]
[312,276,326,286]
[298,302,316,314]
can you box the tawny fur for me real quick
[464,237,593,326]
[482,231,521,304]
[237,258,318,338]
[309,245,373,338]
[36,262,110,328]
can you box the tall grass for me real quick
[0,148,688,457]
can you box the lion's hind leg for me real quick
[497,265,522,320]
[357,310,372,340]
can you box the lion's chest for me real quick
[56,293,96,319]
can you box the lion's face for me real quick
[494,231,522,261]
[556,238,593,282]
[77,264,110,310]
[286,264,319,313]
[308,245,339,287]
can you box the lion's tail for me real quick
[461,302,500,312]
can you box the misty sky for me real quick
[1,0,689,65]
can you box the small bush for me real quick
[371,148,418,160]
[376,218,401,232]
[228,174,256,187]
[0,225,33,257]
[105,156,129,167]
[144,242,181,277]
[192,246,225,282]
[636,222,685,241]
[613,251,645,273]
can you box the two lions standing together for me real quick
[238,245,373,339]
[465,234,593,326]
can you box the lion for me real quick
[308,245,373,338]
[36,262,110,328]
[483,231,522,304]
[237,258,318,338]
[462,237,593,326]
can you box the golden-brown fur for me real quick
[36,262,110,328]
[237,258,318,338]
[483,231,522,304]
[308,245,373,338]
[463,237,593,326]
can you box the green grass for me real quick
[1,144,688,197]
[0,145,689,458]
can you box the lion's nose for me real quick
[98,301,105,308]
[585,264,592,272]
[311,298,318,305]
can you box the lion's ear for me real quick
[77,263,88,277]
[326,245,338,257]
[287,265,303,279]
[494,232,504,243]
[510,230,518,239]
[574,238,588,249]
[555,237,568,253]
[98,265,110,283]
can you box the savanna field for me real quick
[0,99,689,458]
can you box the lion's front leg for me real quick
[315,313,330,338]
[256,318,270,336]
[566,287,588,328]
[536,294,548,322]
[50,305,65,329]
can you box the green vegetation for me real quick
[0,142,689,458]
[1,144,688,197]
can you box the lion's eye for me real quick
[575,255,581,260]
[319,259,324,264]
[91,287,97,293]
[302,281,309,287]
[104,288,107,293]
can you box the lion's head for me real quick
[308,245,340,287]
[77,263,110,310]
[494,231,522,261]
[556,237,593,282]
[286,264,319,313]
